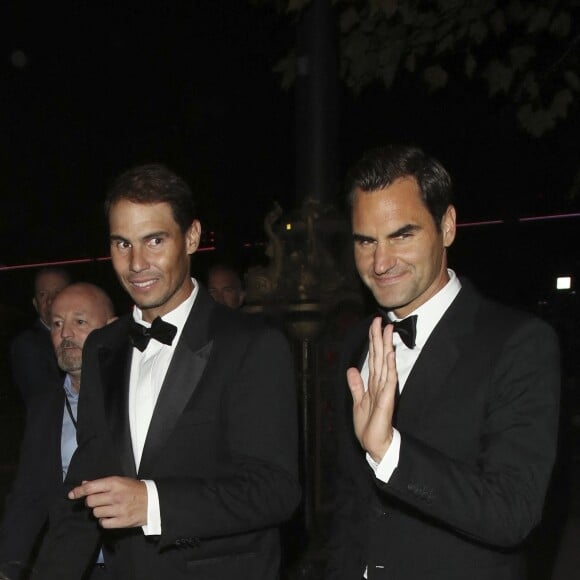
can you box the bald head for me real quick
[207,265,245,309]
[50,283,116,391]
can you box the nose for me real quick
[373,242,397,275]
[46,293,56,311]
[60,320,74,339]
[210,290,224,305]
[129,247,149,273]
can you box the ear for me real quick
[441,205,456,248]
[185,220,202,255]
[32,297,39,314]
[106,316,118,325]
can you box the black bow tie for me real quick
[128,317,177,352]
[378,309,418,349]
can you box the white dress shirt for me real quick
[129,279,199,535]
[361,270,462,480]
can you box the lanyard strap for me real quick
[64,393,77,430]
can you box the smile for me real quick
[374,271,406,285]
[130,279,158,289]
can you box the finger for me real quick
[368,321,375,378]
[378,324,394,385]
[99,517,117,529]
[99,516,129,529]
[346,367,365,406]
[68,477,113,500]
[84,492,113,509]
[91,505,118,520]
[376,351,398,410]
[369,317,384,390]
[383,323,395,355]
[69,484,89,500]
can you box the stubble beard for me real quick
[56,340,82,374]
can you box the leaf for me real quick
[549,11,571,37]
[342,30,371,63]
[423,64,449,91]
[465,52,477,78]
[509,45,535,70]
[376,36,404,87]
[273,52,297,90]
[489,9,506,35]
[517,104,555,138]
[469,20,488,44]
[482,60,513,96]
[564,70,580,92]
[340,7,359,33]
[435,33,456,55]
[373,0,398,19]
[519,71,539,100]
[287,0,311,12]
[405,53,416,73]
[551,89,574,120]
[527,6,551,34]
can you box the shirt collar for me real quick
[388,269,461,348]
[63,373,79,400]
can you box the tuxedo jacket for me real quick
[37,287,300,580]
[325,280,560,580]
[0,374,64,579]
[10,319,64,403]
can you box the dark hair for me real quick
[104,163,196,233]
[207,263,244,290]
[345,145,453,230]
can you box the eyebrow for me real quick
[352,223,421,243]
[352,233,375,243]
[109,231,168,243]
[387,224,421,239]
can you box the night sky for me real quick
[1,1,579,283]
[1,1,296,265]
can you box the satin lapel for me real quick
[138,289,215,475]
[99,318,137,477]
[396,286,477,430]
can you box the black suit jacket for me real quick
[37,287,300,580]
[10,319,64,403]
[326,280,560,580]
[0,372,64,579]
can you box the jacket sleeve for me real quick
[0,390,62,574]
[380,317,560,547]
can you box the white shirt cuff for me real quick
[366,428,401,483]
[141,479,162,536]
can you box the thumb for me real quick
[346,367,365,406]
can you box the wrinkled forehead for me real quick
[209,269,239,285]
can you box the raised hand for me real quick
[347,317,398,463]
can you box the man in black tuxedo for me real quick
[325,145,560,580]
[0,283,115,580]
[36,164,300,580]
[10,267,70,403]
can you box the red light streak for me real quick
[0,246,216,272]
